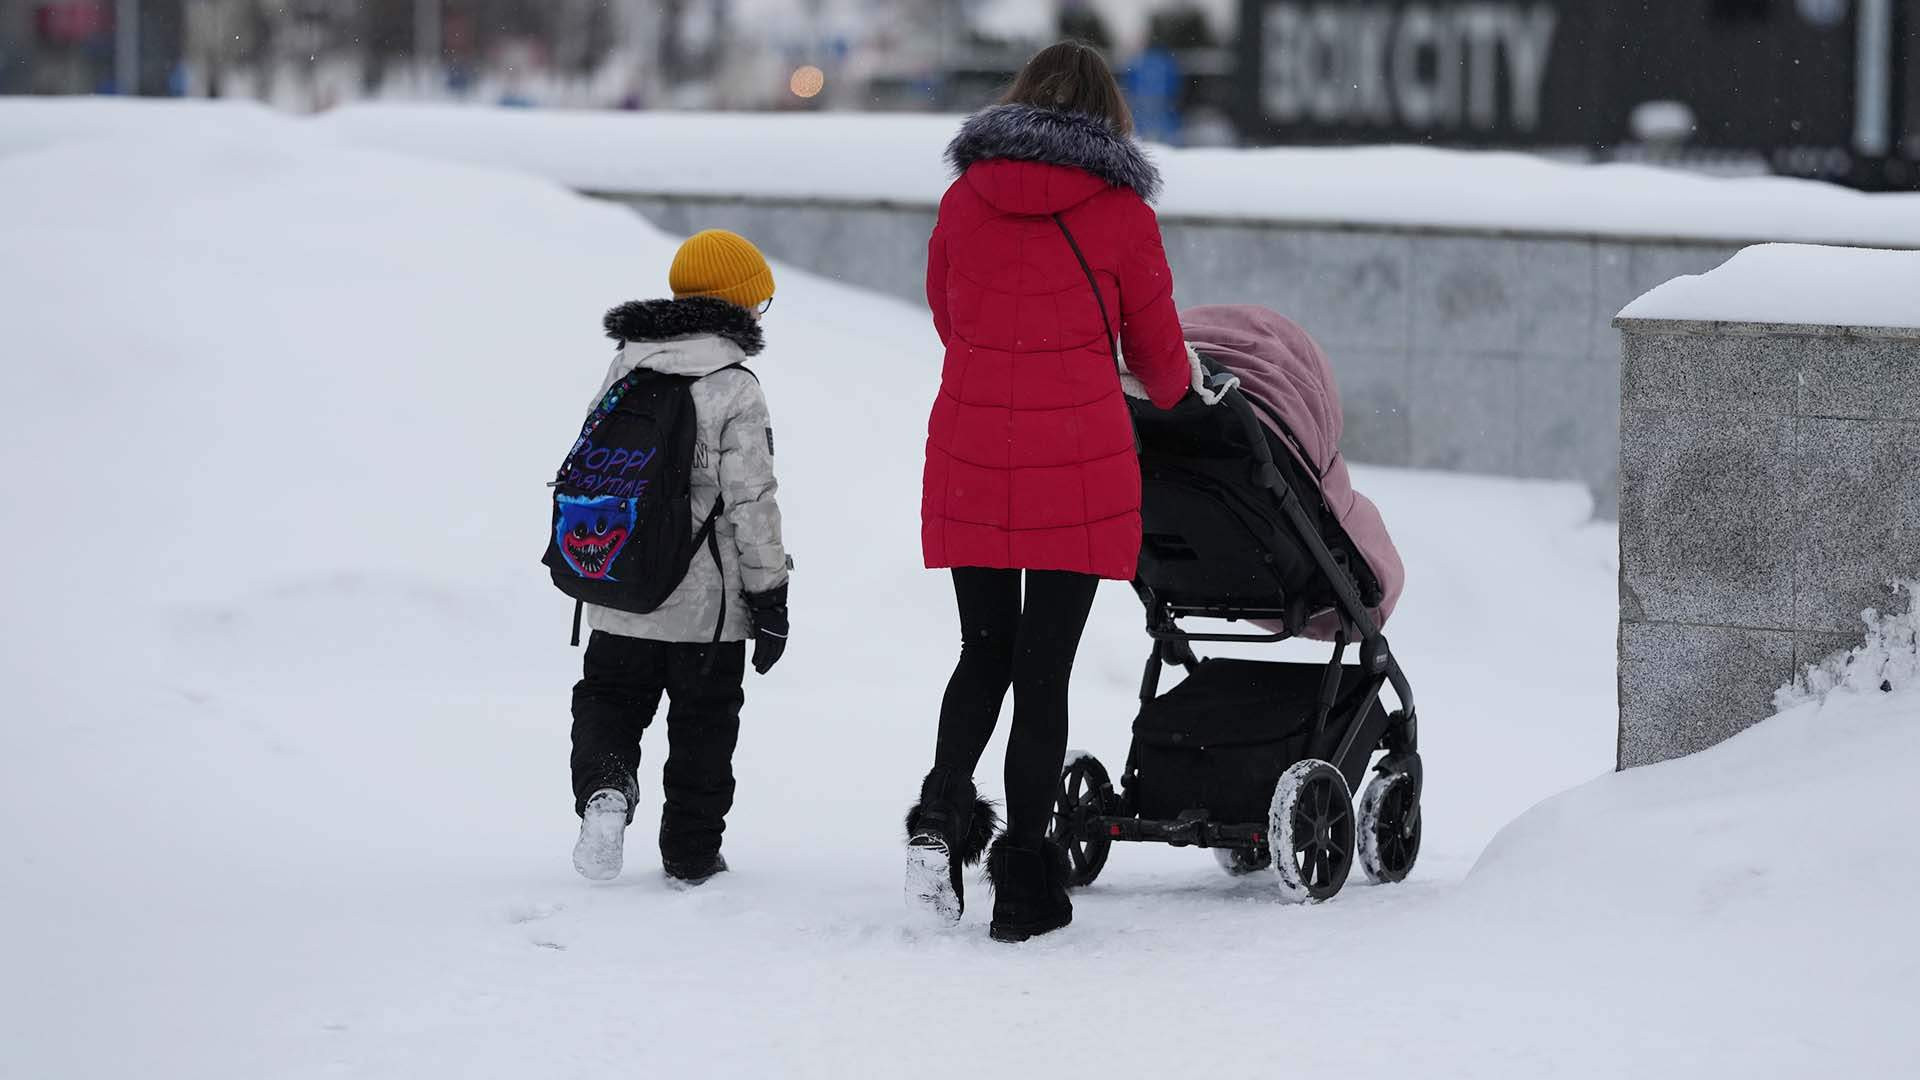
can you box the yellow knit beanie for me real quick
[669,229,775,312]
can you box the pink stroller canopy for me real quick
[1179,305,1405,638]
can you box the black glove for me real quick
[743,584,789,675]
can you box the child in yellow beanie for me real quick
[565,229,789,887]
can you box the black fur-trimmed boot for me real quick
[904,766,999,925]
[986,835,1073,943]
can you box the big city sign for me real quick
[1255,1,1562,133]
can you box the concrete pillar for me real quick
[1615,315,1920,767]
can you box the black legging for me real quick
[934,567,1100,843]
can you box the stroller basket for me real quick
[1131,658,1391,824]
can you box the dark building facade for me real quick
[1236,0,1919,189]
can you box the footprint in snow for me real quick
[505,901,565,925]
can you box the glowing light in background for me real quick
[789,65,825,100]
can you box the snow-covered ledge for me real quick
[1614,245,1920,768]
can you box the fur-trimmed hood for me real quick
[602,296,765,357]
[945,103,1161,203]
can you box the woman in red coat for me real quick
[905,42,1192,942]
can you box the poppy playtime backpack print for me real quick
[553,493,640,579]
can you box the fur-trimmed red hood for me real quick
[945,103,1161,203]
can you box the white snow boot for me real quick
[905,833,961,925]
[904,767,999,925]
[572,789,629,882]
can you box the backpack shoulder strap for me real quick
[601,362,658,403]
[553,365,661,488]
[695,362,757,383]
[701,498,727,653]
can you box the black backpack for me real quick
[543,362,727,644]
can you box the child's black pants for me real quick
[570,631,745,864]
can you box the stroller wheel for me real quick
[1358,768,1422,885]
[1049,753,1116,888]
[1212,846,1272,876]
[1267,760,1355,904]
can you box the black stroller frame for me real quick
[1050,367,1424,902]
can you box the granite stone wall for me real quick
[599,191,1753,517]
[1615,317,1920,768]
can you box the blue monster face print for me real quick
[555,494,638,579]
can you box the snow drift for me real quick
[6,98,1920,246]
[1449,599,1920,1072]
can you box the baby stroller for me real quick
[1050,307,1422,903]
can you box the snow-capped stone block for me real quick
[1615,246,1920,768]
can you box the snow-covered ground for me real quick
[307,105,1920,246]
[7,97,1920,246]
[1,110,1913,1078]
[312,105,1920,246]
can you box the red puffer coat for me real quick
[922,105,1191,581]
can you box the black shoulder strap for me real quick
[699,494,728,671]
[554,365,660,489]
[1052,213,1118,366]
[691,362,756,383]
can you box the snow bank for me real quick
[1618,243,1920,328]
[1444,598,1920,1068]
[1156,146,1920,247]
[0,96,283,158]
[311,105,1920,246]
[1449,675,1919,1068]
[311,103,963,206]
[6,98,1920,246]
